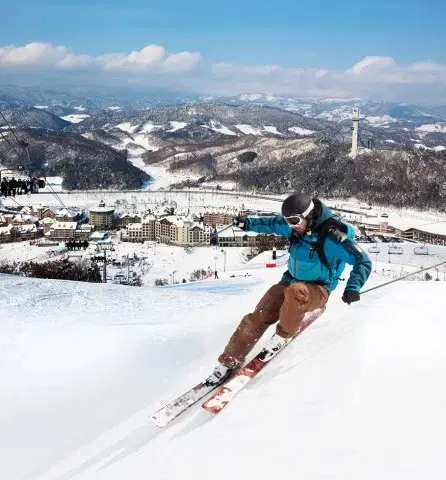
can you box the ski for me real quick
[202,307,325,415]
[151,381,218,428]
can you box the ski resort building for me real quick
[48,221,78,240]
[396,225,446,245]
[88,201,115,229]
[203,211,234,227]
[216,225,258,247]
[188,223,212,244]
[55,208,77,222]
[47,222,91,241]
[116,213,143,227]
[125,216,213,246]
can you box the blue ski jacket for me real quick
[245,203,371,292]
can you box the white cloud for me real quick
[0,42,67,68]
[56,54,93,69]
[163,51,202,72]
[0,43,445,103]
[0,42,200,74]
[348,56,396,75]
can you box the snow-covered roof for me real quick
[19,206,33,215]
[404,222,446,236]
[217,225,258,238]
[56,208,74,217]
[0,224,12,234]
[89,205,115,214]
[188,222,213,232]
[40,217,55,225]
[41,206,57,214]
[90,231,109,239]
[17,224,37,233]
[119,213,142,219]
[12,214,38,223]
[51,222,77,230]
[163,215,188,228]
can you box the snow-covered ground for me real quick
[167,121,187,132]
[235,124,264,135]
[288,126,315,135]
[365,115,397,126]
[0,241,65,263]
[61,114,91,124]
[1,262,446,480]
[203,120,237,136]
[3,190,283,214]
[416,123,446,135]
[263,125,283,135]
[100,242,268,286]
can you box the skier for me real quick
[205,193,372,385]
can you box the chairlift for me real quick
[414,245,429,255]
[388,245,403,255]
[368,245,380,254]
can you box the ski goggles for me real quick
[284,200,314,226]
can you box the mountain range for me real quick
[0,85,445,209]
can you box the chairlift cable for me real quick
[0,109,70,211]
[0,131,22,157]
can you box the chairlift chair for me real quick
[388,245,403,255]
[414,245,429,255]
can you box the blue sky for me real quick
[1,0,445,102]
[2,0,445,68]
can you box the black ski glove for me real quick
[342,289,360,305]
[233,215,247,230]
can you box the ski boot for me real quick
[204,362,233,386]
[258,333,292,362]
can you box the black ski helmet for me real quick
[281,193,313,218]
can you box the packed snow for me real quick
[1,259,446,480]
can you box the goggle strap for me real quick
[301,200,314,218]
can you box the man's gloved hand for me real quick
[342,289,360,305]
[233,215,247,230]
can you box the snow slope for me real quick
[288,126,315,135]
[1,267,446,480]
[61,114,91,124]
[235,124,264,135]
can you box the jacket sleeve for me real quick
[330,236,372,292]
[245,216,292,237]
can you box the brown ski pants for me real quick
[219,281,329,368]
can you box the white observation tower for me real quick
[351,108,360,158]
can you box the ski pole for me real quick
[361,259,446,295]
